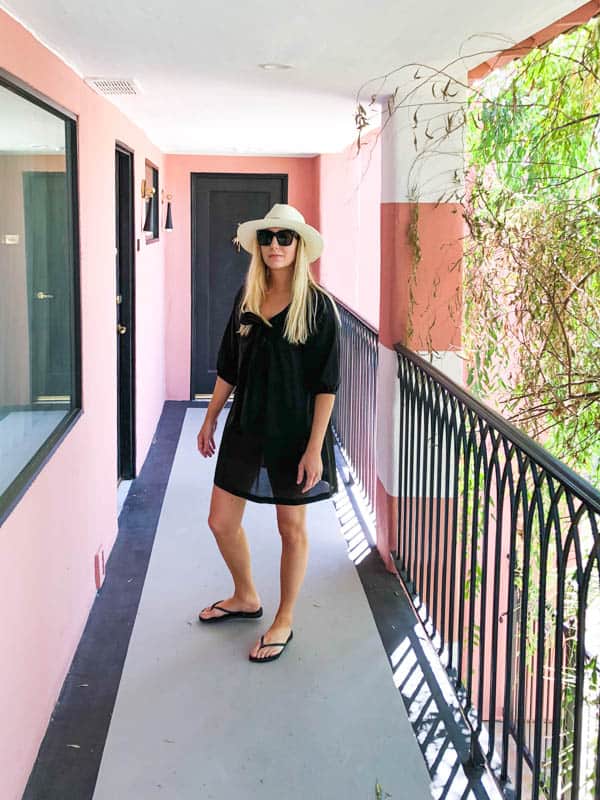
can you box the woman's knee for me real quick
[278,524,307,545]
[276,508,307,543]
[208,513,239,539]
[208,486,245,537]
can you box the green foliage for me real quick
[407,203,421,343]
[464,18,600,486]
[355,20,600,797]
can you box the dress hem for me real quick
[213,478,336,506]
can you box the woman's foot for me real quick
[249,620,293,661]
[198,594,262,621]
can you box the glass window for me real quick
[0,75,81,523]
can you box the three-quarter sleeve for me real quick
[216,287,243,386]
[303,292,341,395]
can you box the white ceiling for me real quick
[0,0,584,156]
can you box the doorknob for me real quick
[35,291,54,299]
[117,324,127,334]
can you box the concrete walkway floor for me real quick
[93,405,431,799]
[23,399,507,800]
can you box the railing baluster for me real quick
[448,397,461,676]
[457,408,471,690]
[466,412,482,709]
[431,383,444,650]
[330,299,377,520]
[501,440,519,787]
[487,433,506,760]
[476,421,492,742]
[439,391,452,663]
[408,376,417,589]
[391,345,600,800]
[423,374,433,618]
[329,309,600,800]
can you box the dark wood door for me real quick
[190,173,287,398]
[23,172,71,403]
[115,145,136,480]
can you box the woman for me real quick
[196,203,341,664]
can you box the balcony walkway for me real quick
[25,401,433,799]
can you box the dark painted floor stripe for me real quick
[23,401,196,800]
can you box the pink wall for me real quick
[317,130,381,329]
[163,139,382,399]
[0,11,382,797]
[379,202,463,351]
[0,10,167,799]
[164,155,319,399]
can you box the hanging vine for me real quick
[355,17,600,484]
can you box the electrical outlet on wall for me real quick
[94,546,106,590]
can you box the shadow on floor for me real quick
[332,446,502,800]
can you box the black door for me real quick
[115,145,136,480]
[190,173,287,398]
[23,172,71,403]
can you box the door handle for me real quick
[117,324,127,334]
[35,291,54,299]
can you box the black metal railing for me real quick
[394,344,600,800]
[330,297,378,517]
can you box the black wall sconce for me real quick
[162,189,174,231]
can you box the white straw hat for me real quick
[236,204,323,263]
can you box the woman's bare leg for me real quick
[249,503,308,659]
[199,485,262,619]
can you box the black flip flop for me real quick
[249,630,294,663]
[198,600,263,624]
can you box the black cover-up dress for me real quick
[213,285,341,505]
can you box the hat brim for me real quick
[236,217,323,263]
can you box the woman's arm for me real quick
[197,376,234,458]
[297,393,335,492]
[206,376,235,423]
[307,394,335,452]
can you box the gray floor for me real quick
[117,478,133,518]
[92,407,431,799]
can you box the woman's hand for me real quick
[197,415,218,458]
[297,446,323,493]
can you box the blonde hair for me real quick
[238,235,340,345]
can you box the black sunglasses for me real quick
[256,229,299,247]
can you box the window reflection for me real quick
[0,82,78,503]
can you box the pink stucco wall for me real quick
[0,10,381,798]
[163,139,382,399]
[317,130,381,329]
[164,154,319,399]
[0,10,166,799]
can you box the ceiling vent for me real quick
[84,77,139,96]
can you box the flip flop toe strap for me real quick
[257,633,291,649]
[211,603,232,614]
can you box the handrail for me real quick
[394,343,600,511]
[331,294,379,336]
[328,291,378,516]
[394,343,600,800]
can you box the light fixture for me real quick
[141,178,155,200]
[259,63,293,71]
[142,196,154,232]
[161,189,174,231]
[141,179,155,233]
